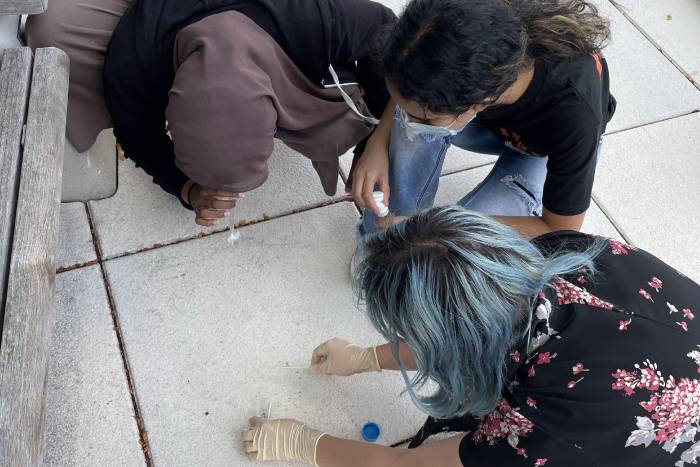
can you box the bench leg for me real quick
[0,15,21,48]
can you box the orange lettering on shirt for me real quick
[591,51,603,79]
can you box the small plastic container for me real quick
[372,191,389,218]
[362,421,381,443]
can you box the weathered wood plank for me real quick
[0,47,32,322]
[0,0,46,15]
[0,47,68,467]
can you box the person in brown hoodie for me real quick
[27,0,396,226]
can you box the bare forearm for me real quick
[494,215,553,239]
[315,432,464,467]
[376,342,417,371]
[495,209,585,240]
[316,436,405,467]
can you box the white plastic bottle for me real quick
[372,191,390,218]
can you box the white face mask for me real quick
[398,107,476,137]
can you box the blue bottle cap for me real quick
[362,421,381,442]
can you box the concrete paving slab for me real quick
[377,0,406,14]
[593,112,700,282]
[62,130,118,202]
[596,0,700,132]
[57,202,97,271]
[89,141,345,259]
[434,165,624,240]
[46,265,144,467]
[613,0,700,86]
[584,197,625,241]
[104,203,425,467]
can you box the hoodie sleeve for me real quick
[165,17,278,193]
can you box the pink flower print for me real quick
[639,289,654,302]
[534,459,548,467]
[511,351,521,363]
[612,369,640,396]
[617,362,700,450]
[528,366,536,378]
[655,429,668,443]
[676,321,689,332]
[517,448,527,457]
[648,276,662,292]
[640,394,658,413]
[537,352,555,365]
[572,363,589,375]
[526,396,538,408]
[683,308,694,320]
[472,399,534,451]
[568,377,584,388]
[667,302,679,314]
[552,277,614,309]
[577,275,587,284]
[609,239,637,255]
[639,367,661,391]
[619,319,632,331]
[653,377,700,440]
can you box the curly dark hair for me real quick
[381,0,610,114]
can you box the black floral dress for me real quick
[409,232,700,467]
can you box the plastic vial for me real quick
[372,191,389,218]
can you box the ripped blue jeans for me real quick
[360,107,550,235]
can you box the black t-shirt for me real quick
[475,52,616,216]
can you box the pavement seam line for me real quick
[56,258,99,274]
[603,110,699,136]
[99,196,353,262]
[608,0,700,90]
[591,194,634,245]
[84,203,154,466]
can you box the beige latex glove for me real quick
[243,417,325,465]
[310,337,381,376]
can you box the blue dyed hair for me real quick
[353,206,603,418]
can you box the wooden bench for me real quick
[0,45,69,466]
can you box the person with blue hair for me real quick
[244,206,700,466]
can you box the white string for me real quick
[328,64,380,126]
[228,215,240,244]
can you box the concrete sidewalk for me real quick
[48,0,700,465]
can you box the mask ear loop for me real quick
[328,64,380,126]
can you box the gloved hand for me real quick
[310,337,381,376]
[243,417,325,465]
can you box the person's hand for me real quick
[243,417,325,465]
[181,180,242,227]
[310,337,381,376]
[350,143,390,216]
[376,215,408,230]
